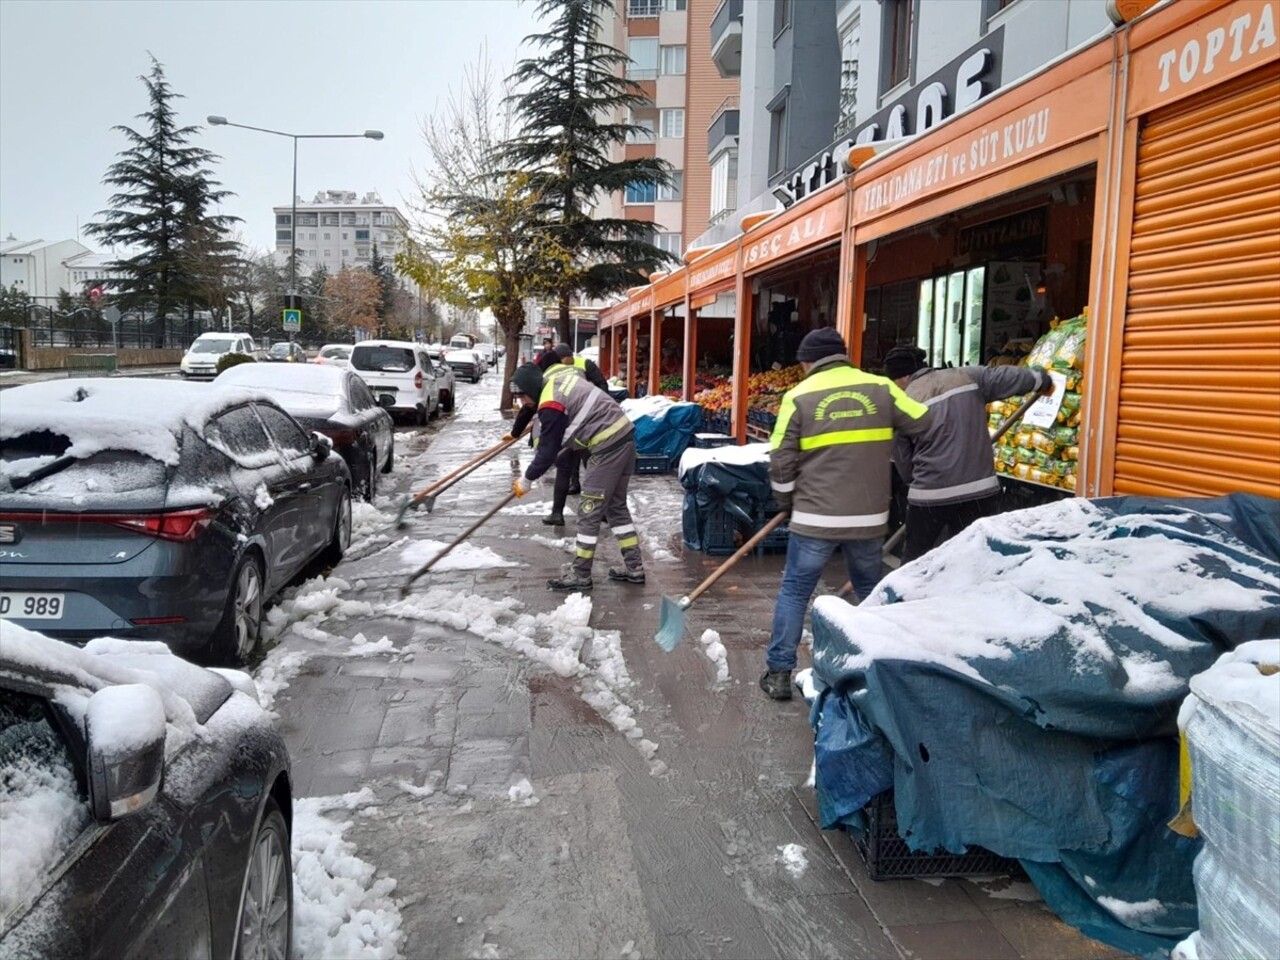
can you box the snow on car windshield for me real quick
[352,346,413,373]
[0,379,258,466]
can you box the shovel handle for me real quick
[990,390,1043,447]
[686,511,789,606]
[410,433,521,506]
[405,491,519,589]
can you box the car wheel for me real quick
[415,403,428,427]
[360,448,378,502]
[234,797,292,960]
[381,434,394,474]
[214,552,264,666]
[322,488,353,566]
[442,390,455,414]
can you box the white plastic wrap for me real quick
[1179,639,1280,960]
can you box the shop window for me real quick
[628,38,659,80]
[625,182,657,204]
[917,266,985,368]
[769,103,789,176]
[774,0,791,37]
[883,0,914,92]
[835,19,861,139]
[660,109,685,139]
[660,45,686,76]
[657,172,683,201]
[862,280,917,370]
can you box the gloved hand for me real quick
[1036,370,1056,397]
[513,477,531,498]
[502,433,515,442]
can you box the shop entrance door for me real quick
[917,266,985,368]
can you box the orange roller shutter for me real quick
[1114,63,1280,499]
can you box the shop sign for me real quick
[742,195,844,273]
[632,293,653,315]
[956,207,1047,258]
[778,32,1004,207]
[856,66,1107,221]
[689,249,737,290]
[1129,0,1278,116]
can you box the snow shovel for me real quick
[400,491,518,595]
[655,511,789,652]
[393,434,522,528]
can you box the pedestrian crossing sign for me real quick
[282,308,302,331]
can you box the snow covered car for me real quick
[0,379,352,665]
[215,363,395,501]
[0,624,294,959]
[444,348,481,383]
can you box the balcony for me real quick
[710,0,743,77]
[707,96,739,159]
[627,0,661,18]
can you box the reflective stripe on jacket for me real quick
[895,365,1049,506]
[540,365,631,451]
[769,356,931,540]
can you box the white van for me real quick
[350,339,439,425]
[448,334,475,351]
[180,332,259,379]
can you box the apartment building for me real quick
[594,0,739,260]
[699,0,1116,247]
[272,190,408,276]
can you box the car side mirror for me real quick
[85,684,166,822]
[376,394,395,410]
[310,432,333,460]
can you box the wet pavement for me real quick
[267,376,1127,960]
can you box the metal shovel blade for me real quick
[655,595,689,652]
[392,497,419,530]
[422,493,439,514]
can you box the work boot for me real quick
[567,483,582,495]
[547,569,593,591]
[759,670,793,701]
[607,566,646,585]
[542,512,566,527]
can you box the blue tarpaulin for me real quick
[808,494,1280,959]
[630,401,702,462]
[678,455,772,552]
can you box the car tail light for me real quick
[320,428,359,446]
[0,507,217,542]
[414,370,423,390]
[131,616,188,625]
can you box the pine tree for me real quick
[368,243,398,334]
[86,57,239,344]
[503,0,677,342]
[304,263,331,341]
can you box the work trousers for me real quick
[572,439,643,578]
[766,531,884,673]
[551,448,586,515]
[903,494,1000,563]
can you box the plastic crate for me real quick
[692,433,736,449]
[755,508,790,553]
[854,792,1024,881]
[701,503,744,556]
[634,454,672,475]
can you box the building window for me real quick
[835,18,861,138]
[297,213,318,226]
[655,232,682,254]
[324,250,332,258]
[276,230,292,241]
[309,232,317,240]
[662,0,686,10]
[356,229,370,240]
[660,108,685,139]
[275,214,291,226]
[323,232,331,241]
[660,45,686,76]
[657,172,683,201]
[628,38,659,80]
[626,110,657,143]
[884,0,914,90]
[320,214,339,226]
[986,0,1018,14]
[774,0,791,37]
[625,182,657,204]
[342,250,350,258]
[710,151,738,220]
[769,103,788,175]
[627,0,661,17]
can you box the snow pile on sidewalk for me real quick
[293,789,403,960]
[399,538,518,572]
[700,629,730,683]
[388,589,664,774]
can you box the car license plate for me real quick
[0,591,66,620]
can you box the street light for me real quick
[207,116,384,296]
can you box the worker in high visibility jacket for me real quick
[761,328,932,701]
[509,362,645,591]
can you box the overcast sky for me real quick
[0,0,541,254]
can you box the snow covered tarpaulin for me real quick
[808,494,1280,958]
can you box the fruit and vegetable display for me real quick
[693,364,806,420]
[989,311,1087,492]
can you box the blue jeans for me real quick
[766,530,884,672]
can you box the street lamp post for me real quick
[206,116,383,297]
